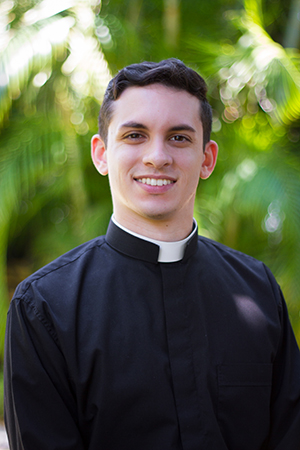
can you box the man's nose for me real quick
[142,139,172,168]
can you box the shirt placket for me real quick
[160,262,203,450]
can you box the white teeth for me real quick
[138,178,173,186]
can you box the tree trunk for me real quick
[163,0,180,49]
[283,0,300,48]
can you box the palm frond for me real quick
[0,15,74,126]
[188,0,300,128]
[0,0,111,127]
[0,0,112,361]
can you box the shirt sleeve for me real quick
[265,267,300,449]
[4,294,85,450]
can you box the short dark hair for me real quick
[98,58,212,150]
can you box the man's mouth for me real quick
[136,178,175,186]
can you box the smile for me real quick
[136,178,175,186]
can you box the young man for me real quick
[4,59,300,450]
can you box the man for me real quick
[4,59,300,450]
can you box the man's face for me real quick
[92,84,217,236]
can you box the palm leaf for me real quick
[0,0,112,361]
[187,0,300,127]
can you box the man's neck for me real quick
[112,214,194,242]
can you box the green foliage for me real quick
[0,0,112,360]
[187,0,300,341]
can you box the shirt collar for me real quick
[109,216,198,263]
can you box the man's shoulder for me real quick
[13,235,107,298]
[196,235,282,301]
[197,234,268,272]
[198,234,255,257]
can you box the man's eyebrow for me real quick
[119,121,149,130]
[169,124,196,133]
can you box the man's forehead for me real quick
[109,83,202,127]
[116,83,197,102]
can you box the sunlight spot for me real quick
[40,16,75,45]
[7,44,33,76]
[0,1,14,13]
[228,76,242,90]
[233,295,266,328]
[0,70,8,87]
[96,25,112,44]
[70,112,84,125]
[75,121,89,135]
[76,4,95,29]
[223,106,240,122]
[218,68,231,80]
[219,172,239,204]
[71,71,89,87]
[262,200,285,234]
[220,86,233,102]
[253,45,283,71]
[236,159,257,181]
[33,37,52,57]
[223,172,239,190]
[33,71,49,87]
[264,215,281,233]
[212,117,221,132]
[22,0,76,26]
[260,98,276,113]
[239,33,254,48]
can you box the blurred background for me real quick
[1,0,300,423]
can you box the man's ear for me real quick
[91,134,108,175]
[200,140,218,180]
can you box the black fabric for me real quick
[4,220,300,449]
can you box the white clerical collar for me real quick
[111,216,198,263]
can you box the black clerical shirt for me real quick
[4,220,300,449]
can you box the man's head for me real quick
[98,58,212,150]
[91,59,218,240]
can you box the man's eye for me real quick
[125,133,144,140]
[170,135,190,142]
